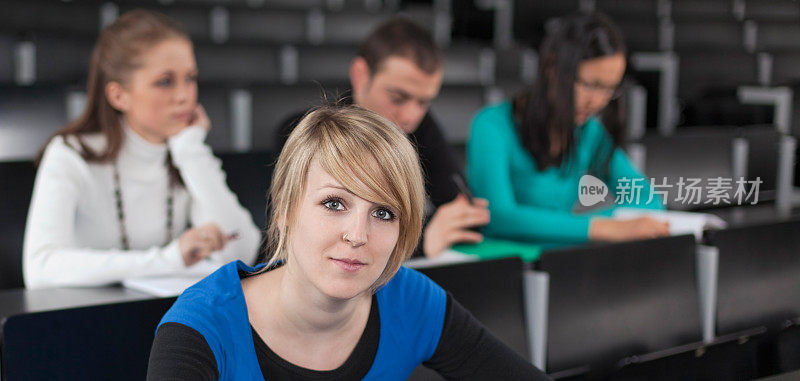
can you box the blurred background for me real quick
[1,0,799,211]
[1,2,800,266]
[0,0,797,155]
[1,1,800,380]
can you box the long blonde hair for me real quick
[265,105,425,291]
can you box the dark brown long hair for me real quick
[38,10,189,170]
[513,12,626,179]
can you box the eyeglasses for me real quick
[575,77,624,100]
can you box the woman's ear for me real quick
[277,211,287,231]
[105,81,130,112]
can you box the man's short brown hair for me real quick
[358,17,443,75]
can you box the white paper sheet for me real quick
[612,207,727,240]
[122,261,219,297]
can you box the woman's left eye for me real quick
[373,208,396,221]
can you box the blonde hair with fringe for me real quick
[265,105,425,292]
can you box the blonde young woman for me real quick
[147,106,550,380]
[23,10,260,289]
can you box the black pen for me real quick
[450,173,484,233]
[451,173,474,205]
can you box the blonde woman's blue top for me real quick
[467,101,664,244]
[156,260,446,380]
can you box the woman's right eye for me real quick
[323,199,345,211]
[155,77,173,88]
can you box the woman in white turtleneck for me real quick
[23,10,260,289]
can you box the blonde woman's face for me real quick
[286,159,400,300]
[118,38,198,143]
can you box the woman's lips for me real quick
[330,258,366,272]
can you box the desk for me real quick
[0,286,173,381]
[708,203,800,228]
[0,286,155,318]
[754,369,800,381]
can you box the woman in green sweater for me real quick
[468,12,669,245]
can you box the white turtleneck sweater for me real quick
[23,125,261,289]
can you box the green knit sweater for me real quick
[467,101,664,245]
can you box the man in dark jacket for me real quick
[275,18,489,257]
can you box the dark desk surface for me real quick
[0,286,156,320]
[754,369,800,381]
[707,203,800,228]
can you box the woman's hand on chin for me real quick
[186,104,211,132]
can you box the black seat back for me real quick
[708,220,800,335]
[1,297,175,380]
[641,132,737,210]
[409,257,530,380]
[417,257,530,358]
[0,160,36,289]
[540,235,702,375]
[611,328,765,381]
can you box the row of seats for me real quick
[538,221,800,379]
[0,1,794,194]
[1,83,793,211]
[19,0,795,53]
[590,19,800,53]
[2,1,796,84]
[0,31,793,141]
[511,0,800,132]
[10,0,798,25]
[3,0,798,137]
[517,0,800,44]
[7,8,796,139]
[0,33,528,86]
[13,27,800,93]
[0,0,400,43]
[633,126,786,209]
[5,85,794,210]
[595,0,799,22]
[0,82,495,161]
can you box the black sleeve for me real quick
[424,294,552,381]
[146,322,219,381]
[410,113,463,208]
